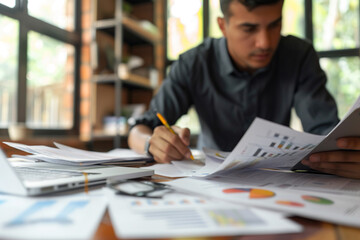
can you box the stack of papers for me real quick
[4,142,152,166]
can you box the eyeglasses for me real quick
[107,180,173,198]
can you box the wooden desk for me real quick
[2,140,360,240]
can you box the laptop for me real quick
[0,147,154,196]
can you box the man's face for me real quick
[218,1,283,73]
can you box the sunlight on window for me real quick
[282,0,305,38]
[28,0,75,31]
[0,0,15,8]
[320,57,360,118]
[209,0,223,38]
[167,0,203,60]
[0,15,18,127]
[27,31,75,129]
[313,0,359,51]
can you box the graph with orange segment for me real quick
[302,195,334,205]
[222,188,275,199]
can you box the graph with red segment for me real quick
[276,200,304,207]
[222,188,275,199]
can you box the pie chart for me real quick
[302,195,334,205]
[222,188,275,199]
[276,200,304,207]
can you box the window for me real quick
[167,0,203,60]
[313,0,359,51]
[0,15,18,127]
[209,0,222,38]
[0,0,15,8]
[167,0,360,135]
[27,32,75,129]
[0,1,80,134]
[313,0,360,118]
[27,0,75,31]
[282,0,305,38]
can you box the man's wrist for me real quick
[144,136,153,157]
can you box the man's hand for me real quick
[148,126,192,163]
[301,137,360,179]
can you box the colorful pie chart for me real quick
[276,200,304,207]
[302,195,334,205]
[222,188,275,199]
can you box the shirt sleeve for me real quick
[293,44,339,135]
[130,54,194,130]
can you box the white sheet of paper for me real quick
[193,118,325,176]
[4,142,150,166]
[0,192,107,240]
[107,148,149,159]
[142,163,186,177]
[171,160,204,176]
[168,176,360,227]
[203,147,230,160]
[107,190,301,239]
[210,167,360,197]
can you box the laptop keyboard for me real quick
[14,167,85,181]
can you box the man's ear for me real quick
[217,17,227,37]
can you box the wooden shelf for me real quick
[88,0,165,148]
[95,16,160,45]
[92,74,118,83]
[122,72,154,89]
[94,19,117,29]
[122,16,160,44]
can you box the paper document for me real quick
[144,148,229,177]
[168,176,360,228]
[107,190,301,238]
[196,118,325,176]
[0,192,107,240]
[4,142,152,166]
[188,95,360,177]
[212,167,360,197]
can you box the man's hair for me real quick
[220,0,283,19]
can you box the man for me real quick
[128,0,360,179]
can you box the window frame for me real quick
[0,0,81,137]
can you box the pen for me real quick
[156,112,195,161]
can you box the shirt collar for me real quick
[219,37,235,76]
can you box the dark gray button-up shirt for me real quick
[133,36,339,151]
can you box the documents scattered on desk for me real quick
[107,189,301,239]
[4,142,152,166]
[147,95,360,178]
[0,191,107,239]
